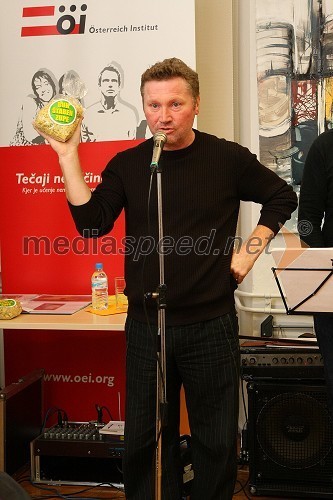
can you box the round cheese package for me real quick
[33,70,87,142]
[0,299,22,320]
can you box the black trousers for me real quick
[123,312,240,500]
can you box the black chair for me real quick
[0,472,31,500]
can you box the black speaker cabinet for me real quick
[0,369,44,474]
[247,380,333,498]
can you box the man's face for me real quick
[34,77,54,102]
[99,69,120,98]
[142,77,199,151]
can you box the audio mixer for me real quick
[30,421,124,487]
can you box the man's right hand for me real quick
[33,118,92,206]
[33,117,82,158]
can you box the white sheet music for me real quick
[271,248,333,313]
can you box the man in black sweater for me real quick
[36,58,297,500]
[298,130,333,418]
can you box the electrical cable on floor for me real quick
[233,477,251,499]
[29,479,125,499]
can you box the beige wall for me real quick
[195,0,237,141]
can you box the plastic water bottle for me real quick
[91,263,108,310]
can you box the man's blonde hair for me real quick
[140,58,199,102]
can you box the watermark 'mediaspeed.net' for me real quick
[22,229,276,259]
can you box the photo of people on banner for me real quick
[10,62,146,147]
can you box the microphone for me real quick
[151,131,167,166]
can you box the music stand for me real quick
[271,248,333,315]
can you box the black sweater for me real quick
[299,129,333,247]
[70,130,297,325]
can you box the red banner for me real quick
[0,141,142,421]
[0,141,142,294]
[0,0,195,425]
[4,329,126,422]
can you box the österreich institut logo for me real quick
[21,4,87,37]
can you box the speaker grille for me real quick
[248,381,333,497]
[256,391,332,469]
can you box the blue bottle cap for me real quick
[95,263,103,269]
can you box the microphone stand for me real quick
[149,155,167,500]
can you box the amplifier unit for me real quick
[240,344,324,380]
[30,422,124,488]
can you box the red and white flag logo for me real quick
[21,4,87,37]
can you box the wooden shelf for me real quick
[0,309,126,331]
